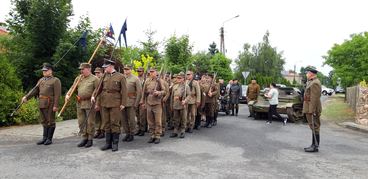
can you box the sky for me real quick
[1,0,368,76]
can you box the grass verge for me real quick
[322,94,355,123]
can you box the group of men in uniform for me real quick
[21,61,322,153]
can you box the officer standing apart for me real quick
[185,70,201,133]
[140,67,166,144]
[93,67,105,139]
[22,63,61,145]
[247,78,260,117]
[66,63,99,148]
[303,66,322,153]
[121,65,142,142]
[91,59,127,152]
[229,79,242,116]
[170,72,190,138]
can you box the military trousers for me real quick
[306,113,321,133]
[101,107,122,134]
[146,104,162,139]
[39,105,56,128]
[161,102,167,132]
[77,107,96,140]
[121,106,137,135]
[204,103,215,117]
[186,104,196,130]
[95,111,104,132]
[173,108,187,134]
[137,105,147,131]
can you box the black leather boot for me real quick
[231,108,234,116]
[138,131,145,136]
[204,116,210,128]
[126,134,134,142]
[84,140,93,148]
[134,130,141,136]
[101,133,112,151]
[147,137,156,143]
[122,134,129,142]
[37,126,48,145]
[304,133,319,152]
[93,130,101,138]
[206,117,213,128]
[97,131,105,139]
[44,127,55,145]
[235,108,238,116]
[112,133,119,152]
[77,139,88,147]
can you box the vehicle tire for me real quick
[286,108,296,123]
[322,91,327,95]
[328,93,332,96]
[254,112,261,120]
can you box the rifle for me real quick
[10,80,42,117]
[208,72,217,95]
[153,66,164,92]
[142,61,151,87]
[183,67,189,102]
[58,27,108,117]
[79,73,106,135]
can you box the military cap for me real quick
[176,72,185,78]
[102,59,116,68]
[194,74,201,80]
[94,67,103,73]
[149,67,157,72]
[41,63,53,71]
[305,66,318,74]
[137,67,144,72]
[172,74,177,78]
[124,64,133,70]
[78,63,91,69]
[207,73,214,78]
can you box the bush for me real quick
[58,95,77,121]
[13,98,40,125]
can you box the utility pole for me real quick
[219,15,239,55]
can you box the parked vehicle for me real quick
[218,95,230,115]
[248,87,305,123]
[335,86,345,93]
[322,85,334,96]
[239,85,248,104]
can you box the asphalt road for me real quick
[0,104,367,179]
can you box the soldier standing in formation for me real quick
[229,79,242,116]
[136,67,147,136]
[66,63,99,148]
[162,73,172,134]
[202,74,218,128]
[169,72,190,138]
[93,67,105,139]
[22,63,61,145]
[247,78,260,117]
[303,66,322,153]
[140,68,166,144]
[121,65,142,142]
[91,59,127,152]
[185,70,201,133]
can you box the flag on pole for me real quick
[79,31,88,49]
[107,24,115,40]
[118,19,128,48]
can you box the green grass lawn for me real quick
[322,94,355,123]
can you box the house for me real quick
[282,70,303,85]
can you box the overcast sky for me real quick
[1,0,368,75]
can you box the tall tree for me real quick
[208,41,219,56]
[139,28,161,64]
[6,0,73,90]
[164,34,192,73]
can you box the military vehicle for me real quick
[248,87,305,122]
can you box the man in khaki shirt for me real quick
[247,79,260,117]
[66,63,99,148]
[161,74,170,136]
[140,67,166,144]
[93,67,105,139]
[136,67,147,136]
[91,59,127,152]
[185,70,201,133]
[22,63,61,145]
[121,65,142,142]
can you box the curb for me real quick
[337,122,368,134]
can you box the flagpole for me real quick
[58,27,109,117]
[53,33,84,67]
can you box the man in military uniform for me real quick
[203,74,218,128]
[185,70,201,133]
[303,66,322,153]
[247,78,260,117]
[213,79,220,126]
[135,67,147,136]
[121,65,142,142]
[229,79,242,116]
[22,63,61,145]
[194,74,204,130]
[161,73,170,136]
[140,67,166,144]
[91,59,127,152]
[93,67,105,139]
[66,63,99,148]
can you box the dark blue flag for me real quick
[79,31,88,49]
[118,19,127,48]
[107,24,115,40]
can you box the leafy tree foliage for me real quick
[208,42,219,56]
[164,35,192,73]
[324,32,368,87]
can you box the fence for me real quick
[346,85,368,125]
[346,86,359,113]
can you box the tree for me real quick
[191,51,211,74]
[6,0,73,90]
[209,53,233,82]
[234,31,285,87]
[208,42,219,56]
[164,35,192,73]
[324,32,368,87]
[139,28,161,63]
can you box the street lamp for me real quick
[220,15,239,55]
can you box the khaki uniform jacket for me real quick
[171,83,190,110]
[162,80,170,103]
[247,83,260,100]
[302,77,322,114]
[202,82,218,104]
[94,71,127,108]
[141,77,166,106]
[186,80,201,105]
[67,74,99,109]
[26,76,61,109]
[125,74,142,107]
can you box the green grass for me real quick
[322,95,355,123]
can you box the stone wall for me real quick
[347,85,368,125]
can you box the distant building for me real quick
[282,70,302,85]
[0,24,8,36]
